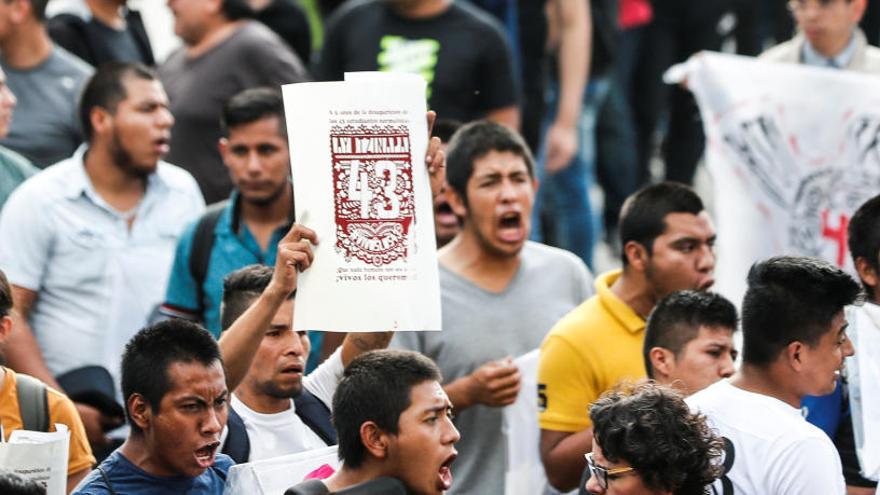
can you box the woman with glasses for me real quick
[581,383,722,495]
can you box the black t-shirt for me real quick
[255,0,312,65]
[47,10,154,67]
[318,0,518,123]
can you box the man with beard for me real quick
[393,121,593,494]
[538,182,716,491]
[0,62,204,453]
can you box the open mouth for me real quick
[437,452,457,491]
[154,137,170,154]
[435,202,458,227]
[497,211,524,243]
[280,363,304,376]
[194,441,220,468]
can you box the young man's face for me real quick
[800,310,854,396]
[789,0,865,57]
[239,299,310,403]
[451,150,535,258]
[146,360,228,478]
[103,77,174,178]
[220,116,291,207]
[386,380,459,495]
[662,326,737,396]
[643,212,716,299]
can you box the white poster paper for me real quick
[224,445,340,495]
[0,424,70,495]
[672,52,880,304]
[282,74,441,333]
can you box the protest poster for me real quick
[670,52,880,304]
[224,445,340,494]
[282,74,441,333]
[0,423,70,495]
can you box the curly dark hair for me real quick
[590,382,722,494]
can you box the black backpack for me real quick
[188,200,229,316]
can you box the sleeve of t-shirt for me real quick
[570,256,594,303]
[47,388,96,475]
[475,20,518,113]
[0,186,53,291]
[770,435,846,495]
[303,346,344,410]
[538,334,596,432]
[162,221,201,314]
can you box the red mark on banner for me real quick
[331,124,415,266]
[821,210,849,267]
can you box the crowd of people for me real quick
[0,0,877,494]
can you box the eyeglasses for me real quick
[585,453,638,490]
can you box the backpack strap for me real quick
[188,200,228,316]
[294,389,336,446]
[97,466,120,495]
[220,406,251,463]
[15,373,50,432]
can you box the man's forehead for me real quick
[471,151,529,176]
[660,211,714,235]
[164,360,226,395]
[228,116,286,141]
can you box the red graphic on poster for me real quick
[331,124,415,266]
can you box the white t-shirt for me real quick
[687,380,845,495]
[231,347,345,462]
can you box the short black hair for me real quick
[619,182,705,266]
[741,256,861,365]
[848,194,880,292]
[0,269,11,318]
[121,320,223,433]
[445,120,534,205]
[0,471,44,495]
[220,264,295,331]
[333,350,441,469]
[221,87,286,137]
[643,290,738,379]
[79,62,158,141]
[220,0,254,20]
[591,383,723,495]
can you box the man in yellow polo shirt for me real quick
[537,182,717,491]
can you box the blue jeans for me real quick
[531,77,611,269]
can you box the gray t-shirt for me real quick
[392,241,593,495]
[0,46,93,167]
[159,21,309,203]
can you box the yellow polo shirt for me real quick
[538,270,646,432]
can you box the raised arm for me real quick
[219,224,317,391]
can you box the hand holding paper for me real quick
[266,222,318,302]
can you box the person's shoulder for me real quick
[444,2,506,35]
[328,0,379,23]
[72,452,124,494]
[543,294,603,342]
[212,453,235,474]
[155,161,202,196]
[51,44,95,78]
[522,241,588,272]
[4,156,78,205]
[0,145,38,176]
[759,37,801,64]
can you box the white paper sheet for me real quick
[224,445,340,495]
[0,424,70,495]
[283,75,441,332]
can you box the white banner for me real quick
[283,74,441,333]
[224,445,340,495]
[0,424,70,495]
[676,52,880,303]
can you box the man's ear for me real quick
[623,241,649,272]
[648,347,675,380]
[127,393,152,430]
[218,138,231,168]
[90,107,113,138]
[0,315,12,344]
[854,257,878,291]
[784,341,806,372]
[360,421,390,460]
[446,187,468,219]
[9,0,31,24]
